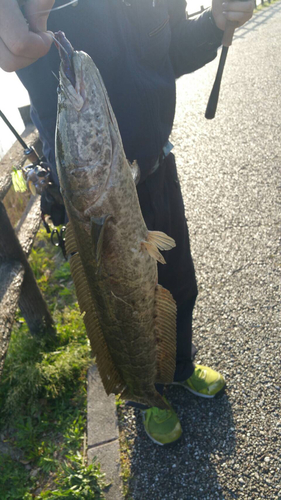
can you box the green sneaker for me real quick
[173,365,226,398]
[142,397,182,446]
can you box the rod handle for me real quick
[205,46,228,120]
[24,146,40,164]
[222,20,239,47]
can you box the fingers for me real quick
[0,32,53,72]
[24,0,55,32]
[0,38,35,72]
[222,1,254,25]
[222,0,254,14]
[0,0,53,72]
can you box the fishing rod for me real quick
[205,0,250,120]
[1,110,66,253]
[205,19,239,120]
[0,109,40,163]
[0,108,53,200]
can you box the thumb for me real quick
[24,0,55,33]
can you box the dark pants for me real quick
[128,153,198,408]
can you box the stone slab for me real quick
[87,364,124,499]
[0,260,24,376]
[15,195,41,257]
[88,439,123,500]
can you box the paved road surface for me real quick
[121,3,281,499]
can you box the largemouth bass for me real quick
[55,32,177,409]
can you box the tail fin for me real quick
[121,387,169,410]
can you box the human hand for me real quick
[0,0,54,72]
[212,0,254,32]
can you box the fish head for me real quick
[55,31,122,216]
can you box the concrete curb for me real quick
[87,364,124,499]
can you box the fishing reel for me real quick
[11,147,50,196]
[1,109,65,235]
[22,161,54,196]
[12,151,63,207]
[12,154,55,197]
[22,161,66,231]
[19,162,67,257]
[22,161,52,195]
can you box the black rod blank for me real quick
[205,19,238,120]
[0,110,29,150]
[205,46,228,120]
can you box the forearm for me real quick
[168,0,254,78]
[169,8,223,78]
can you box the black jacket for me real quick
[17,0,223,183]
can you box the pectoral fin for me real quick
[90,214,112,267]
[142,241,166,264]
[148,230,176,251]
[129,160,140,185]
[142,230,176,264]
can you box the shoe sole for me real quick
[171,382,226,399]
[142,413,183,447]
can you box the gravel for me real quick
[119,3,281,499]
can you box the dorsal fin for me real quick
[65,222,78,255]
[154,284,177,384]
[65,222,124,395]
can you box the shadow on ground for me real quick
[234,0,281,41]
[125,387,236,500]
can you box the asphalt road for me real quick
[121,3,281,499]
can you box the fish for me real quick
[54,31,177,409]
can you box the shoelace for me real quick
[151,407,172,424]
[195,367,206,380]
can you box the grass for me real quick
[117,422,133,499]
[254,0,281,12]
[0,227,107,499]
[115,398,133,499]
[3,184,31,227]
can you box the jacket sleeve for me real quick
[168,0,223,78]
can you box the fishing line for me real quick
[51,71,60,82]
[29,0,79,16]
[48,32,69,56]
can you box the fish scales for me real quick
[54,32,177,409]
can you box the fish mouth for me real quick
[54,31,115,128]
[55,31,120,200]
[54,31,84,111]
[54,31,76,88]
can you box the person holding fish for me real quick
[0,0,254,446]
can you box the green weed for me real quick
[0,453,31,500]
[254,0,281,12]
[35,455,107,499]
[0,227,106,499]
[0,303,89,414]
[116,402,133,499]
[3,184,31,226]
